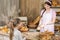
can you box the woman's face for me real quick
[44,4,50,9]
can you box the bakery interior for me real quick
[0,0,60,40]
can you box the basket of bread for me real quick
[52,0,60,7]
[19,26,29,32]
[0,25,10,34]
[28,16,41,28]
[39,31,54,40]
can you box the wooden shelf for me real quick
[51,7,60,8]
[56,16,60,20]
[55,24,60,26]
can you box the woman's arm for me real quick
[51,11,56,23]
[37,10,44,30]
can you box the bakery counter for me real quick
[0,31,60,40]
[0,31,40,40]
[22,31,60,40]
[0,32,9,40]
[22,32,40,40]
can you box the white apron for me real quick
[39,9,56,33]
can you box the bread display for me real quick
[54,35,60,40]
[55,26,60,31]
[57,12,60,16]
[0,25,10,34]
[52,0,60,7]
[28,16,40,28]
[20,26,28,32]
[55,19,59,23]
[33,16,40,25]
[29,16,40,25]
[39,32,54,40]
[52,0,57,7]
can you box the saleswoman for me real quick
[37,1,56,33]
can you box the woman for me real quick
[9,18,25,40]
[37,1,56,33]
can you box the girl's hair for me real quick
[13,18,20,27]
[44,1,51,6]
[10,18,20,40]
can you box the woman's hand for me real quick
[37,25,44,30]
[37,26,41,30]
[40,25,44,28]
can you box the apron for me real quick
[40,9,54,33]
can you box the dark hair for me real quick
[10,18,20,40]
[41,9,46,17]
[13,18,20,27]
[41,1,51,17]
[45,1,51,6]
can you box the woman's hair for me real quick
[44,1,51,6]
[41,1,51,17]
[10,18,20,40]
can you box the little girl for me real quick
[9,18,25,40]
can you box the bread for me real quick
[0,25,9,33]
[29,16,40,25]
[20,26,28,32]
[33,16,40,25]
[39,32,54,40]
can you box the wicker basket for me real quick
[28,25,37,28]
[39,32,54,40]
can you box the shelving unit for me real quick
[51,7,60,32]
[55,12,60,26]
[51,7,60,25]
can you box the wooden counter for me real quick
[22,32,40,40]
[0,34,9,40]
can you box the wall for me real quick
[20,0,44,22]
[0,0,19,25]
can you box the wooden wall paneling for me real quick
[20,0,26,16]
[23,0,42,22]
[20,0,44,22]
